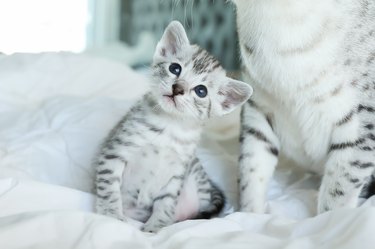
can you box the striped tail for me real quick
[196,183,225,219]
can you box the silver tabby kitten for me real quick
[234,0,375,214]
[94,21,252,232]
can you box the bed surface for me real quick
[0,52,374,249]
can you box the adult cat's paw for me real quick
[317,185,358,214]
[240,199,266,213]
[100,210,127,222]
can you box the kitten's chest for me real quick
[121,144,188,204]
[125,133,198,181]
[122,125,200,194]
[149,125,200,161]
[124,144,184,180]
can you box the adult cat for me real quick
[234,0,375,213]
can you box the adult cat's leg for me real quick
[95,153,127,221]
[239,101,280,213]
[318,111,375,213]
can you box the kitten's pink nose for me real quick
[172,83,184,96]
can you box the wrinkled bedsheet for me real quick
[0,52,374,249]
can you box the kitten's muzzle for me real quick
[162,94,177,107]
[162,83,184,108]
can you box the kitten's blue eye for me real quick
[194,85,208,98]
[169,63,181,76]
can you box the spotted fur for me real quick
[234,0,375,213]
[94,21,252,232]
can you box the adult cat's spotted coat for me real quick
[234,0,375,213]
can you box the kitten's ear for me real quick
[217,79,253,115]
[155,21,190,58]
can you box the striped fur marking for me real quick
[337,110,355,126]
[350,160,375,169]
[329,138,365,152]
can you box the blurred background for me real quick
[0,0,240,71]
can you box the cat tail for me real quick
[196,182,225,219]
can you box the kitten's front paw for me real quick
[96,205,126,221]
[102,211,127,222]
[141,222,163,233]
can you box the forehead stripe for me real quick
[193,51,221,74]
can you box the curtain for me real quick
[86,0,121,48]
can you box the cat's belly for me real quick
[174,173,200,221]
[121,146,178,213]
[120,145,200,222]
[271,105,330,174]
[123,176,201,223]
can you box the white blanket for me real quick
[0,52,374,249]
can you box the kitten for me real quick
[233,0,375,214]
[94,21,252,232]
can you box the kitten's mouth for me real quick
[163,94,177,107]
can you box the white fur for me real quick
[234,0,375,213]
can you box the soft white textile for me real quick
[0,52,373,249]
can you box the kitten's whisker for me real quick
[191,0,195,29]
[171,0,179,19]
[180,98,195,114]
[180,98,200,120]
[151,102,163,113]
[183,1,186,27]
[160,79,169,89]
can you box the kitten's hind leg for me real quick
[142,164,186,233]
[239,101,280,213]
[95,154,127,221]
[190,158,225,219]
